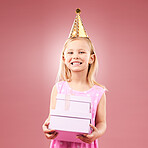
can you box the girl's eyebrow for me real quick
[78,49,85,50]
[67,49,73,51]
[66,48,86,51]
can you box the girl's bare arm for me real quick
[95,92,107,138]
[42,84,58,141]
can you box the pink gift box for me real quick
[55,94,91,113]
[48,94,92,142]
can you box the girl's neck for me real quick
[67,74,92,92]
[70,70,88,84]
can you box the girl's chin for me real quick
[70,68,87,72]
[70,68,82,72]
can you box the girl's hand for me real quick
[76,124,99,144]
[42,118,58,139]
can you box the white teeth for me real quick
[73,63,80,65]
[71,62,82,65]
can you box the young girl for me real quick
[42,9,108,148]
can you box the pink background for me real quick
[0,0,148,148]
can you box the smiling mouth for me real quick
[71,62,82,65]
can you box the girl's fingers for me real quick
[42,123,47,128]
[45,133,50,139]
[83,134,87,137]
[89,124,97,131]
[42,122,49,131]
[45,132,58,139]
[48,129,56,133]
[44,129,55,134]
[42,125,48,132]
[44,129,56,134]
[84,133,93,139]
[45,121,50,126]
[42,119,50,129]
[81,133,93,139]
[76,136,90,143]
[51,132,58,139]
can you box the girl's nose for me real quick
[72,52,79,59]
[73,56,80,59]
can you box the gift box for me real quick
[54,94,91,113]
[48,94,92,142]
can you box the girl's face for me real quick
[63,39,94,72]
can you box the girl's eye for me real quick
[67,52,73,54]
[79,51,85,54]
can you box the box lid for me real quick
[56,94,91,103]
[50,109,91,119]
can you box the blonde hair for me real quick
[56,37,108,91]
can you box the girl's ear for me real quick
[62,55,65,62]
[89,54,95,64]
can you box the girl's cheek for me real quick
[65,58,71,63]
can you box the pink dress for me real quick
[50,81,106,148]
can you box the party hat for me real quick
[68,8,89,38]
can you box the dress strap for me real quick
[97,87,106,104]
[56,81,65,94]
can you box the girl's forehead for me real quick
[66,39,90,50]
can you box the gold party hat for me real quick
[68,8,89,38]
